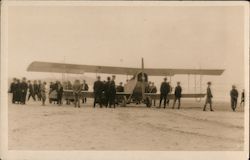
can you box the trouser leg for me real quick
[163,96,167,108]
[178,98,181,109]
[172,98,176,109]
[203,100,207,111]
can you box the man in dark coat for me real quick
[56,81,63,105]
[27,80,36,101]
[203,82,214,111]
[159,77,171,108]
[109,75,116,108]
[9,78,17,104]
[93,76,104,108]
[172,82,182,109]
[82,80,89,104]
[33,80,40,100]
[15,79,22,104]
[104,77,111,107]
[20,77,28,105]
[38,80,42,101]
[230,85,239,111]
[240,89,245,106]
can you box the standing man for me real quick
[41,82,47,106]
[56,81,64,106]
[172,82,182,109]
[240,89,245,106]
[203,82,214,111]
[72,80,82,108]
[16,79,22,104]
[20,77,28,105]
[93,76,104,108]
[33,80,39,100]
[109,75,117,108]
[38,80,42,101]
[9,78,17,104]
[104,77,111,107]
[230,85,239,112]
[27,80,36,101]
[82,80,89,104]
[159,77,171,108]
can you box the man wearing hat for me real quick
[203,82,214,111]
[172,82,182,109]
[93,76,104,108]
[159,77,171,108]
[20,77,28,105]
[230,85,239,111]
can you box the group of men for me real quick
[9,76,245,111]
[159,77,182,109]
[202,82,245,112]
[9,77,47,105]
[158,78,245,112]
[93,75,118,108]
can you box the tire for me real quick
[146,96,152,107]
[121,96,127,107]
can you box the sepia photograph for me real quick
[1,1,249,160]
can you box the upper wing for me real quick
[144,68,224,76]
[27,61,224,76]
[27,61,140,75]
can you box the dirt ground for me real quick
[8,98,244,151]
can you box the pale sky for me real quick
[7,5,246,100]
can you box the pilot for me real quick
[146,81,152,93]
[230,85,239,111]
[150,82,157,106]
[20,77,28,105]
[172,82,182,109]
[93,76,104,108]
[240,89,245,106]
[203,82,214,111]
[159,77,171,108]
[73,80,82,108]
[116,82,124,105]
[116,82,124,92]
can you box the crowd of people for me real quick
[9,76,245,111]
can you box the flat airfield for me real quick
[8,98,244,150]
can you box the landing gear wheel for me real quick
[145,96,152,107]
[121,96,127,107]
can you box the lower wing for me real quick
[144,93,206,99]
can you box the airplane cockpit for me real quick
[137,72,148,82]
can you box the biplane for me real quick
[27,58,224,107]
